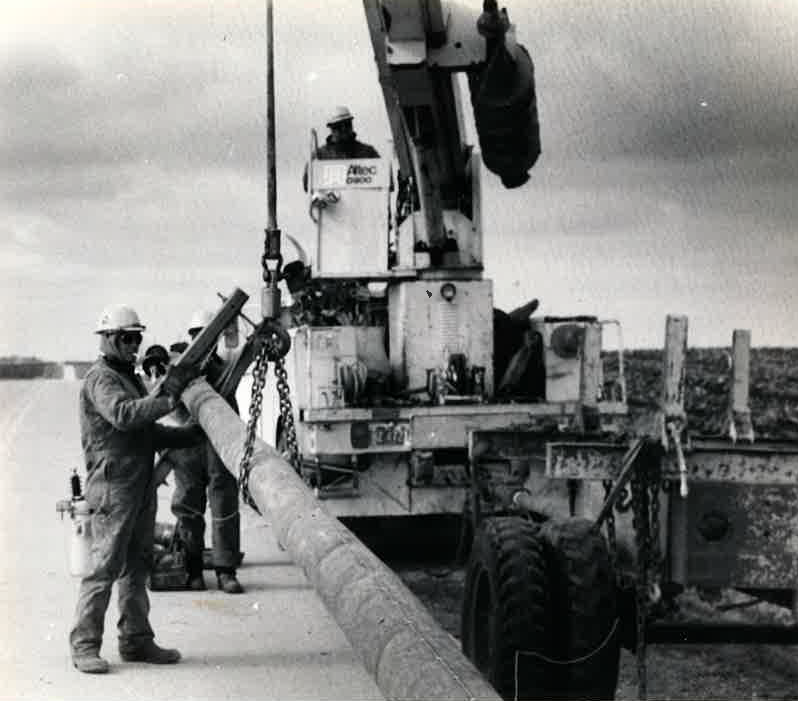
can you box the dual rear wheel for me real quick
[461,516,620,700]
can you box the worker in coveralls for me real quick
[70,304,202,674]
[170,310,244,594]
[303,106,380,191]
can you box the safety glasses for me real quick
[118,331,143,346]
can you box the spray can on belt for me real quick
[56,469,93,577]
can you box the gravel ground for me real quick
[393,564,798,700]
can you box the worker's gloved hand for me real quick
[161,364,202,402]
[173,424,205,448]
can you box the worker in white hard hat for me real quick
[302,105,380,192]
[141,344,170,390]
[317,106,380,160]
[69,304,202,674]
[168,310,245,594]
[187,309,215,336]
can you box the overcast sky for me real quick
[2,0,797,360]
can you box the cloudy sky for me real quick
[2,0,797,360]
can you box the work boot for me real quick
[217,570,244,594]
[187,556,206,591]
[119,641,181,664]
[73,651,110,674]
[187,572,206,591]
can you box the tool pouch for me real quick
[148,532,191,591]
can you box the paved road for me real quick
[0,379,383,701]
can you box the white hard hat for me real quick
[188,309,215,333]
[327,105,353,126]
[95,304,146,334]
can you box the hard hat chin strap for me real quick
[99,332,130,363]
[99,333,115,357]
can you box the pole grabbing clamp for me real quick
[666,421,689,498]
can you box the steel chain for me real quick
[239,344,270,515]
[630,462,649,701]
[273,355,300,472]
[648,458,663,587]
[240,219,298,510]
[602,479,618,572]
[615,485,633,513]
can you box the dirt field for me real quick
[613,347,798,440]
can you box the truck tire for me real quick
[539,518,620,700]
[455,497,475,566]
[461,516,559,700]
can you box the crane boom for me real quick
[362,0,540,253]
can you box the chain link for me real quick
[602,479,618,572]
[273,355,300,472]
[648,458,663,587]
[631,461,649,701]
[615,485,633,513]
[629,446,670,701]
[240,218,298,510]
[239,344,270,515]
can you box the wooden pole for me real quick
[181,379,500,701]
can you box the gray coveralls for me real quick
[69,356,198,657]
[170,440,241,572]
[170,355,240,573]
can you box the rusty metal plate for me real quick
[670,483,798,588]
[546,442,628,480]
[547,440,798,484]
[663,440,798,485]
